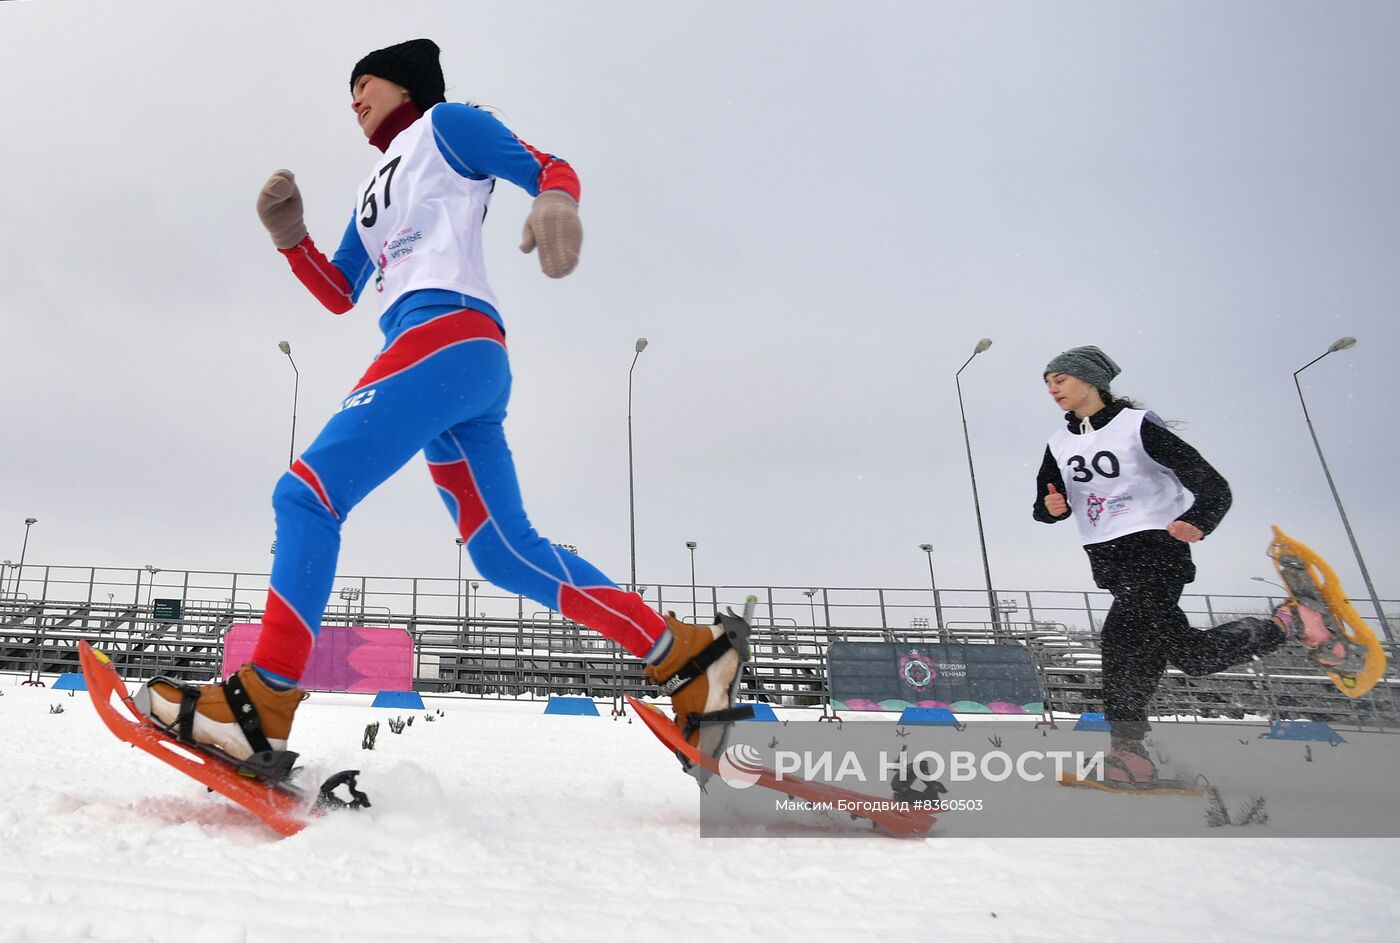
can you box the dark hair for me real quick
[1097,388,1184,428]
[1096,388,1142,410]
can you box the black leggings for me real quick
[1099,578,1282,741]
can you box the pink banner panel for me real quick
[222,624,414,693]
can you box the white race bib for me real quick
[1048,409,1187,545]
[354,105,498,312]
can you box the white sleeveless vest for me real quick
[354,105,499,312]
[1047,408,1187,545]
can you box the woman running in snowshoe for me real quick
[1033,346,1342,788]
[139,39,745,766]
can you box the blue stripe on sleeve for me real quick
[331,212,373,303]
[431,103,547,196]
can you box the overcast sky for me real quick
[2,1,1397,613]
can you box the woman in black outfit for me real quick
[1033,346,1338,787]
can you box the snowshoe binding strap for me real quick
[682,707,757,788]
[236,749,300,783]
[221,674,274,757]
[656,632,737,697]
[716,609,754,661]
[137,675,206,744]
[655,608,754,697]
[175,685,201,744]
[1277,600,1370,676]
[680,705,756,742]
[892,756,948,804]
[316,770,372,811]
[689,614,758,780]
[1273,550,1371,675]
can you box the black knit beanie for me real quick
[350,38,446,112]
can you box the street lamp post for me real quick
[918,543,947,641]
[955,339,999,629]
[685,541,698,620]
[627,337,649,591]
[803,588,818,627]
[144,565,160,609]
[1250,575,1283,610]
[455,537,466,626]
[279,341,300,468]
[1293,337,1392,640]
[15,518,37,599]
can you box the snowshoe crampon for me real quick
[626,695,937,838]
[1268,526,1386,698]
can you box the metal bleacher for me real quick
[2,565,1396,730]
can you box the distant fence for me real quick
[2,563,1397,729]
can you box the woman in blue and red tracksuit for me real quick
[144,39,745,762]
[1033,346,1341,788]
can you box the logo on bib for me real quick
[373,227,424,294]
[385,228,423,260]
[1105,494,1134,518]
[1085,493,1105,526]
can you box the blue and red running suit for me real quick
[250,103,667,683]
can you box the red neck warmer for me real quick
[369,101,424,153]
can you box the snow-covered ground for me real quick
[2,677,1398,943]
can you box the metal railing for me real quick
[3,562,1396,729]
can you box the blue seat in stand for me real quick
[1266,720,1345,743]
[372,690,425,710]
[543,696,600,716]
[53,673,87,692]
[898,707,961,727]
[738,702,778,722]
[1073,712,1111,732]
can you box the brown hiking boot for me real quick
[644,611,751,752]
[136,665,306,763]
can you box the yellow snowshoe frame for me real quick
[1268,526,1387,698]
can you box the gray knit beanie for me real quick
[1044,346,1121,391]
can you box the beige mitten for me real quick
[519,190,582,278]
[256,170,308,250]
